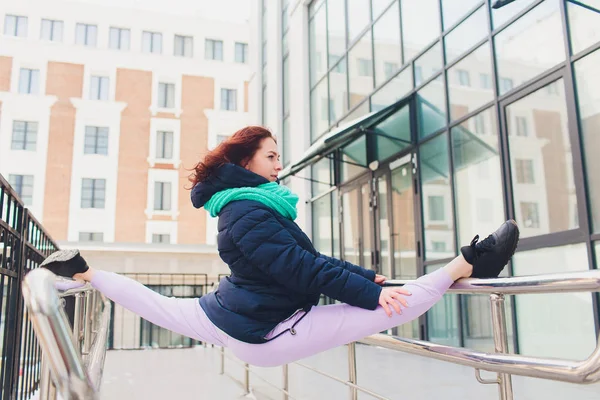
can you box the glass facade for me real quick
[303,0,600,351]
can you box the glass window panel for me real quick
[495,0,565,96]
[420,133,455,260]
[452,108,504,246]
[311,77,329,141]
[282,117,291,166]
[442,0,483,30]
[311,156,333,196]
[4,15,17,36]
[339,100,370,126]
[417,78,446,139]
[328,0,346,63]
[310,6,327,86]
[348,0,371,43]
[574,49,600,233]
[425,263,460,345]
[507,78,578,237]
[340,135,368,182]
[402,0,441,61]
[372,103,411,162]
[448,43,493,121]
[568,0,600,55]
[349,31,374,108]
[373,1,402,87]
[16,16,27,37]
[371,67,412,112]
[312,194,333,254]
[492,0,537,28]
[513,244,596,359]
[414,42,442,85]
[444,6,487,64]
[342,189,361,265]
[390,162,417,281]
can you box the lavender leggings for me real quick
[91,268,454,367]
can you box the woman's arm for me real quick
[229,208,382,310]
[317,253,376,282]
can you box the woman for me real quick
[41,126,519,367]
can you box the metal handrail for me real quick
[21,268,111,400]
[218,270,600,400]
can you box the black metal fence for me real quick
[108,273,209,350]
[1,174,59,400]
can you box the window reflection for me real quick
[340,135,368,182]
[311,77,329,140]
[574,48,600,233]
[495,0,565,95]
[452,108,504,246]
[309,6,327,87]
[513,244,596,359]
[312,195,333,255]
[347,0,371,43]
[425,264,460,345]
[414,42,443,85]
[329,57,349,123]
[371,67,412,111]
[444,6,487,64]
[506,78,578,237]
[328,0,346,61]
[420,133,455,260]
[373,1,402,87]
[568,0,600,55]
[349,31,374,108]
[402,0,441,61]
[417,78,446,139]
[441,0,483,30]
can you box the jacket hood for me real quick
[190,163,271,209]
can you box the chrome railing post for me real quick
[490,294,514,400]
[348,342,357,400]
[282,364,289,400]
[83,292,94,356]
[244,363,250,394]
[73,293,83,352]
[220,347,225,374]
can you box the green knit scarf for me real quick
[204,182,299,220]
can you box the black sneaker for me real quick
[461,220,519,278]
[40,249,89,278]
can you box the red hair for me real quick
[189,126,277,187]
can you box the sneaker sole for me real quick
[505,219,520,261]
[40,249,80,267]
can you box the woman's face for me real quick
[244,138,282,182]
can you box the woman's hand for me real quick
[374,274,387,285]
[378,287,411,317]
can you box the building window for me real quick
[142,31,162,54]
[174,35,193,57]
[156,131,174,159]
[40,19,63,41]
[516,116,528,137]
[75,23,97,47]
[79,232,104,242]
[81,178,106,209]
[18,68,40,94]
[90,76,109,100]
[220,89,237,111]
[154,182,171,211]
[474,114,486,134]
[152,233,171,244]
[480,73,491,89]
[428,196,445,222]
[4,15,27,37]
[431,241,446,252]
[515,159,535,184]
[158,83,175,108]
[357,58,373,77]
[457,69,470,86]
[500,77,513,92]
[205,39,223,60]
[8,175,33,205]
[235,42,248,63]
[109,27,130,50]
[520,202,540,228]
[384,62,398,80]
[415,66,423,86]
[546,81,560,95]
[84,126,109,155]
[11,121,37,151]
